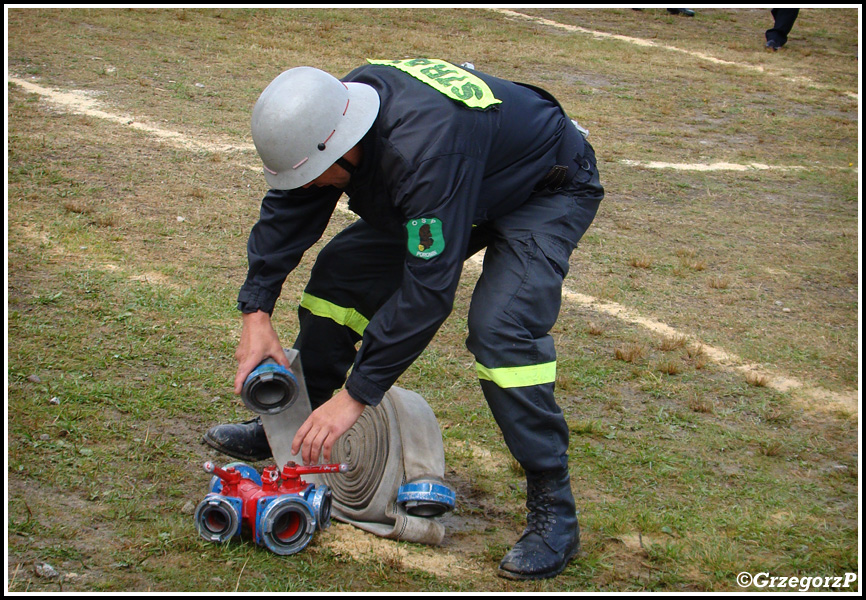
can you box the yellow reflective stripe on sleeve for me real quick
[299,293,369,336]
[367,58,502,110]
[475,361,557,388]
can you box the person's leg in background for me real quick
[766,8,800,50]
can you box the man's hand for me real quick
[291,389,366,465]
[234,310,290,395]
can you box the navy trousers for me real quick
[294,142,603,474]
[766,8,800,46]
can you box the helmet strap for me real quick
[334,156,357,177]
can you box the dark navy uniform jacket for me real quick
[237,61,587,406]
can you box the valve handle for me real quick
[204,461,236,481]
[281,462,349,477]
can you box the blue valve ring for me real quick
[194,494,242,543]
[397,481,456,516]
[208,462,263,494]
[258,495,316,556]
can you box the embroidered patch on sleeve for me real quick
[406,217,445,260]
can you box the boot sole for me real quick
[497,545,580,581]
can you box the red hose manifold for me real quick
[194,460,348,555]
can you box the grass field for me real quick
[6,7,860,593]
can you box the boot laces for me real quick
[525,480,557,536]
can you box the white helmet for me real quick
[251,67,380,190]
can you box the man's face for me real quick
[301,162,351,190]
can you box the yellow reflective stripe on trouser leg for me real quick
[299,292,369,336]
[475,361,557,388]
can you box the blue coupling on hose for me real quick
[245,362,294,383]
[241,360,300,415]
[397,480,456,517]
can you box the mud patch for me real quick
[7,477,125,591]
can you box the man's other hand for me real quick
[291,389,365,464]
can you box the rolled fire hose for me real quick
[245,350,455,546]
[320,387,454,545]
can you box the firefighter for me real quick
[204,60,604,580]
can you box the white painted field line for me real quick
[465,254,857,412]
[10,74,857,412]
[558,288,858,411]
[8,76,256,155]
[491,9,858,101]
[621,159,805,172]
[622,159,857,173]
[11,75,844,176]
[620,159,856,173]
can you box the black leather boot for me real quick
[498,469,580,580]
[202,418,272,462]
